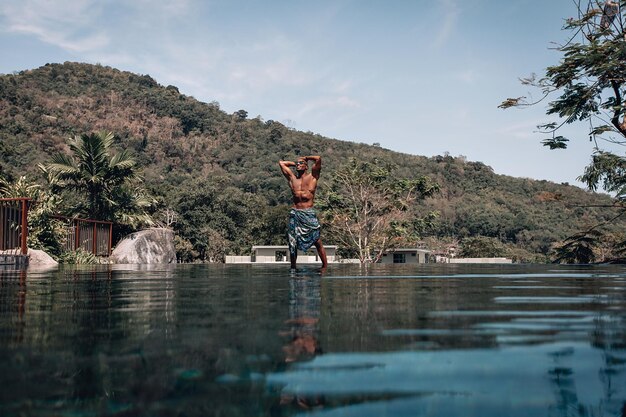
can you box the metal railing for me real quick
[55,216,113,256]
[0,198,114,257]
[0,198,30,255]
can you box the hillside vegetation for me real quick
[1,62,623,262]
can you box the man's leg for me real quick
[314,239,328,268]
[290,251,297,269]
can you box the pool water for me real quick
[1,263,625,416]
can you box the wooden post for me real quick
[20,199,28,255]
[108,223,113,256]
[93,221,97,255]
[75,219,80,251]
[0,203,5,251]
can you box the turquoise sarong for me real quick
[288,208,321,257]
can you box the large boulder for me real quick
[111,228,176,264]
[28,249,58,268]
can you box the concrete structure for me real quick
[225,245,337,264]
[448,257,513,264]
[379,248,431,264]
[0,253,29,269]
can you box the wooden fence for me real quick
[0,198,30,255]
[0,199,114,257]
[55,216,113,256]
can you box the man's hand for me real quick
[279,160,296,179]
[303,156,322,179]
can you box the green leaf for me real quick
[541,136,569,149]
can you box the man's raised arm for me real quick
[279,160,296,179]
[305,156,322,179]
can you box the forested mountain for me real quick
[1,62,623,262]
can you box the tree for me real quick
[173,179,269,260]
[552,230,601,264]
[201,227,229,263]
[499,1,626,199]
[319,158,438,263]
[459,236,507,258]
[43,131,153,227]
[235,109,248,120]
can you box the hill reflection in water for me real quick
[0,264,625,416]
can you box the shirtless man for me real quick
[279,155,328,269]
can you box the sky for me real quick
[0,0,612,188]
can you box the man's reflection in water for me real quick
[280,274,325,410]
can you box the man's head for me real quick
[296,158,308,173]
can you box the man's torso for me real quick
[290,173,317,209]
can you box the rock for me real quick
[28,249,58,269]
[111,228,176,264]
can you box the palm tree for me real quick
[44,131,153,226]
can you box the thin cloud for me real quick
[496,119,551,140]
[331,79,354,94]
[128,0,194,18]
[297,95,361,120]
[453,69,477,84]
[0,0,346,114]
[0,0,109,52]
[432,0,460,48]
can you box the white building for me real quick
[225,246,438,264]
[448,257,513,264]
[379,248,431,264]
[225,245,338,264]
